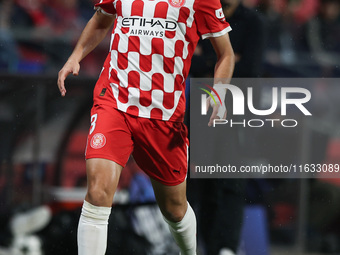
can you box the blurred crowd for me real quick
[0,0,109,76]
[0,0,339,77]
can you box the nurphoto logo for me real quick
[200,84,312,128]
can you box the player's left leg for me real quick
[128,116,195,254]
[151,179,196,255]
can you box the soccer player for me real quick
[57,0,234,254]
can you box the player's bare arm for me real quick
[57,11,115,97]
[207,33,235,126]
[211,33,235,80]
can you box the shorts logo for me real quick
[90,133,106,149]
[100,88,107,96]
[215,8,225,19]
[168,0,185,8]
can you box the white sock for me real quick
[219,248,236,255]
[77,200,111,255]
[163,202,197,255]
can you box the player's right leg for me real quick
[85,158,122,207]
[79,105,134,255]
[77,158,123,255]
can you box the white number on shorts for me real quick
[90,113,98,135]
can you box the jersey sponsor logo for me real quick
[129,29,164,37]
[168,0,185,8]
[90,133,106,149]
[122,17,177,30]
[215,8,225,19]
[121,17,177,38]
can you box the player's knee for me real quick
[163,211,185,223]
[86,184,112,206]
[161,200,187,222]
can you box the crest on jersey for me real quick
[91,133,106,149]
[168,0,185,8]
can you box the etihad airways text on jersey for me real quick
[121,17,177,30]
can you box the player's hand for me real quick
[206,96,227,127]
[57,59,80,97]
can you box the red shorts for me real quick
[85,104,189,186]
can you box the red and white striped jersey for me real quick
[93,0,231,121]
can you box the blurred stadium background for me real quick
[0,0,340,254]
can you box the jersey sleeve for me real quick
[94,0,116,16]
[194,0,231,40]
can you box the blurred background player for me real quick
[189,0,265,254]
[300,0,340,77]
[57,0,235,254]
